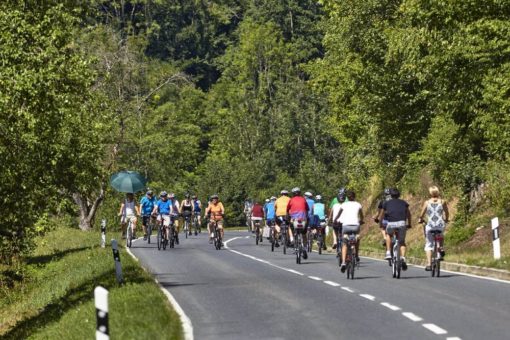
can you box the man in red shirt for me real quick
[287,187,309,259]
[251,201,264,242]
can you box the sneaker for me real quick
[356,256,360,262]
[384,251,391,260]
[175,236,179,245]
[401,258,408,271]
[323,244,327,250]
[143,234,147,241]
[332,243,337,250]
[303,251,308,260]
[425,266,432,271]
[275,242,280,248]
[440,250,446,260]
[381,239,386,247]
[340,263,346,273]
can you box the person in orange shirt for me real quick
[205,194,225,244]
[274,190,291,245]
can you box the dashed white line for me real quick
[341,287,354,293]
[308,276,322,281]
[359,294,375,301]
[381,302,401,311]
[324,281,341,287]
[446,337,462,340]
[286,269,304,276]
[422,323,448,335]
[402,312,423,322]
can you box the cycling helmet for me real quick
[270,196,277,200]
[304,191,313,197]
[185,192,190,198]
[192,195,197,199]
[338,187,346,195]
[265,198,270,203]
[291,187,301,194]
[383,188,390,196]
[169,193,175,199]
[146,190,153,196]
[315,194,322,200]
[160,191,168,197]
[280,190,289,195]
[211,194,219,199]
[389,188,400,198]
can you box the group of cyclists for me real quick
[119,184,449,273]
[243,185,449,273]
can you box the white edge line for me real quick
[126,245,194,340]
[360,256,510,285]
[402,312,423,322]
[341,287,354,293]
[308,276,322,281]
[446,337,462,340]
[323,280,341,287]
[422,323,447,335]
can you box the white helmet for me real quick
[291,187,301,194]
[270,196,277,200]
[304,191,313,197]
[265,198,270,202]
[315,194,322,200]
[280,190,289,195]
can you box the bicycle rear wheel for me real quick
[157,227,162,250]
[169,228,175,248]
[126,224,132,248]
[256,227,260,245]
[147,222,152,244]
[185,221,188,239]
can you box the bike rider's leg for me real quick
[399,227,408,270]
[218,221,224,243]
[142,216,148,239]
[340,235,347,272]
[385,229,392,260]
[302,227,308,259]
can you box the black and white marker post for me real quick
[111,239,123,284]
[491,217,501,260]
[101,219,106,248]
[95,286,109,340]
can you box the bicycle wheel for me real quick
[162,230,167,250]
[436,260,441,277]
[147,222,152,244]
[126,224,132,248]
[282,227,287,254]
[318,234,323,255]
[157,226,162,250]
[169,228,175,248]
[255,227,259,245]
[185,221,188,239]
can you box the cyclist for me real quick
[244,198,253,231]
[192,195,202,228]
[418,186,449,271]
[180,193,194,236]
[329,189,347,249]
[265,196,278,246]
[274,190,291,244]
[304,191,315,226]
[263,198,270,226]
[119,192,140,239]
[139,190,156,240]
[206,194,225,244]
[333,190,364,273]
[313,194,327,250]
[152,191,172,241]
[169,193,180,244]
[287,187,309,259]
[251,200,264,238]
[373,188,391,246]
[379,188,412,270]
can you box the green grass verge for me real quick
[0,227,183,339]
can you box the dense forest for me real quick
[1,0,509,262]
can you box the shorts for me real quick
[210,220,224,229]
[157,215,171,227]
[425,227,444,251]
[291,218,307,232]
[386,221,407,245]
[182,211,192,221]
[342,224,360,234]
[252,217,263,221]
[121,214,137,224]
[141,215,153,226]
[380,219,388,230]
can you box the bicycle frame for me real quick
[430,230,443,277]
[344,233,358,279]
[389,231,401,279]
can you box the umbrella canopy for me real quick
[110,171,147,193]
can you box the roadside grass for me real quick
[0,227,183,339]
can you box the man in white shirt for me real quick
[332,190,364,273]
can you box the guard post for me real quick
[94,286,109,340]
[111,239,123,284]
[101,219,106,248]
[491,217,501,260]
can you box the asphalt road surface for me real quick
[130,231,510,340]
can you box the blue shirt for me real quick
[193,199,201,212]
[265,201,276,219]
[313,203,326,220]
[140,196,156,215]
[156,199,172,215]
[306,198,315,218]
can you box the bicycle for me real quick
[306,227,313,253]
[254,220,262,245]
[388,229,402,279]
[183,213,192,239]
[269,221,277,252]
[279,218,289,255]
[429,230,444,278]
[344,232,359,279]
[333,225,343,267]
[144,215,154,244]
[211,220,222,250]
[169,217,177,248]
[293,219,306,264]
[192,214,201,235]
[126,218,134,248]
[316,221,326,255]
[157,215,169,251]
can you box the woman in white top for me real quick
[419,186,449,271]
[333,190,364,273]
[119,193,140,239]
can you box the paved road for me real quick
[131,231,510,340]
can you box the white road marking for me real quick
[308,276,322,281]
[446,337,462,340]
[341,287,354,293]
[402,312,423,322]
[381,302,401,311]
[245,236,250,239]
[359,294,375,301]
[286,269,304,276]
[422,323,448,335]
[324,281,341,287]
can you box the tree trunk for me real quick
[73,185,105,231]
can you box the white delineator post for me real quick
[491,217,501,260]
[111,239,123,284]
[94,286,109,340]
[101,219,106,248]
